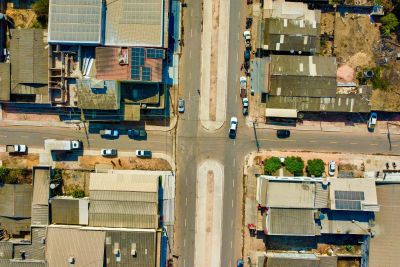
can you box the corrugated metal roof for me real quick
[0,63,10,101]
[266,255,319,267]
[104,0,165,47]
[77,79,120,110]
[268,208,316,236]
[0,242,13,259]
[31,206,48,226]
[46,226,105,267]
[0,217,31,236]
[269,76,336,97]
[13,227,46,261]
[90,191,157,203]
[314,183,329,208]
[266,181,315,208]
[48,0,103,44]
[270,55,336,77]
[266,18,319,36]
[89,173,158,193]
[50,198,80,225]
[9,29,48,100]
[0,184,32,218]
[32,167,50,206]
[318,255,337,267]
[123,104,141,122]
[0,260,47,267]
[105,230,156,267]
[89,200,157,215]
[96,47,131,81]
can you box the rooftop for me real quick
[104,0,166,47]
[46,226,105,267]
[265,252,319,267]
[48,0,103,44]
[76,79,121,110]
[89,172,158,193]
[267,208,317,236]
[266,181,316,208]
[262,0,321,21]
[0,184,32,218]
[50,197,89,225]
[0,63,10,101]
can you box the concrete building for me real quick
[88,170,159,229]
[76,79,121,110]
[9,29,49,103]
[257,177,379,237]
[50,197,89,225]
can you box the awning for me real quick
[265,108,298,118]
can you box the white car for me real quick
[229,117,238,138]
[242,98,249,115]
[101,149,117,157]
[328,161,336,176]
[135,150,152,158]
[367,112,377,132]
[178,98,185,113]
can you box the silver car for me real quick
[178,98,185,113]
[101,149,117,157]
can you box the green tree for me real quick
[32,0,49,28]
[284,156,304,176]
[306,159,326,177]
[0,167,10,183]
[71,188,85,198]
[6,169,22,184]
[264,157,282,175]
[381,13,399,36]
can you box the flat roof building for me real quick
[48,0,103,44]
[77,79,120,110]
[50,197,89,225]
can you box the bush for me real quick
[6,169,23,184]
[306,159,326,177]
[0,167,10,183]
[264,157,282,175]
[381,13,399,36]
[71,188,85,198]
[52,168,62,183]
[284,156,304,176]
[32,0,49,28]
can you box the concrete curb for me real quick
[0,120,82,128]
[146,116,178,132]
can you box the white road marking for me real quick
[189,50,192,58]
[231,220,233,228]
[231,199,234,208]
[191,29,193,37]
[185,218,187,227]
[189,71,192,81]
[231,240,233,248]
[186,197,188,206]
[232,179,235,188]
[21,135,28,138]
[350,142,358,145]
[184,259,186,267]
[184,239,186,247]
[233,140,236,146]
[236,95,238,103]
[330,141,338,144]
[309,140,316,143]
[236,52,238,61]
[189,91,191,101]
[370,143,378,146]
[237,32,240,41]
[186,176,188,186]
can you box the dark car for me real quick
[244,49,250,62]
[277,129,290,138]
[128,129,147,140]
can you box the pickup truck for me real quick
[100,129,119,138]
[240,76,247,98]
[135,150,152,158]
[243,30,251,48]
[6,144,27,154]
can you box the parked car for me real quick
[242,98,249,115]
[328,160,336,176]
[240,76,247,98]
[367,112,377,132]
[128,129,147,140]
[100,129,119,138]
[136,150,152,158]
[237,259,244,267]
[243,30,251,48]
[246,17,253,29]
[276,129,290,138]
[178,98,185,113]
[229,117,238,138]
[101,149,117,157]
[244,49,250,62]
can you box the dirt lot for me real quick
[0,153,39,169]
[6,8,37,29]
[61,169,91,196]
[334,14,380,70]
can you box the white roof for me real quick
[266,181,315,208]
[265,108,298,118]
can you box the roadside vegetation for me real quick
[306,159,326,177]
[0,166,30,184]
[284,156,304,176]
[264,157,281,175]
[32,0,49,28]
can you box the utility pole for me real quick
[387,122,392,151]
[253,121,260,152]
[80,108,90,149]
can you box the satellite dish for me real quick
[50,183,56,189]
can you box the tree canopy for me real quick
[264,157,281,175]
[381,13,399,36]
[284,156,304,176]
[306,159,325,177]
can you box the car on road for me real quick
[100,129,119,138]
[242,98,249,115]
[276,129,290,138]
[237,259,244,267]
[367,112,377,132]
[244,49,250,62]
[128,129,147,140]
[240,76,247,98]
[136,149,152,158]
[328,160,336,176]
[178,98,185,113]
[101,149,117,157]
[229,117,238,138]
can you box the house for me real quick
[50,197,89,225]
[88,170,159,229]
[9,29,49,103]
[31,167,51,226]
[257,176,379,237]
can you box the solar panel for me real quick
[335,191,365,201]
[132,48,145,67]
[142,67,152,81]
[335,200,362,210]
[131,66,141,80]
[147,48,164,59]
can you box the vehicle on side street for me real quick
[246,17,253,29]
[128,129,147,140]
[229,117,238,138]
[44,139,81,151]
[101,149,117,157]
[240,76,247,98]
[136,150,152,158]
[100,129,119,138]
[243,30,251,48]
[242,98,249,115]
[328,160,336,176]
[237,259,244,267]
[6,144,27,154]
[178,98,185,113]
[276,129,290,138]
[367,112,377,132]
[244,49,250,62]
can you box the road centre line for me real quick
[191,29,193,37]
[184,239,186,247]
[236,95,238,103]
[185,197,188,206]
[349,142,358,145]
[232,179,235,188]
[330,141,338,144]
[236,52,238,61]
[232,199,234,208]
[370,143,378,146]
[309,140,316,143]
[184,218,187,227]
[237,32,239,41]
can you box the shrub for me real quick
[0,167,10,183]
[264,157,282,175]
[6,169,23,184]
[71,188,85,198]
[52,168,63,183]
[32,0,49,28]
[380,13,399,36]
[306,159,326,177]
[284,156,304,176]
